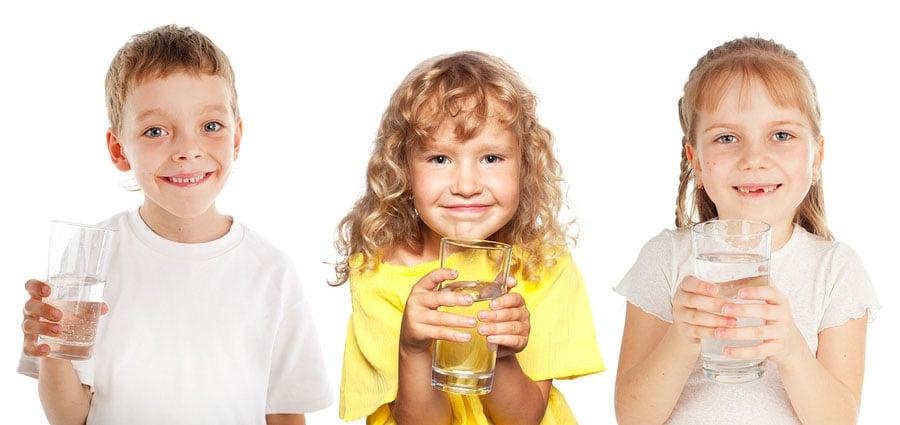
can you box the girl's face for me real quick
[409,116,521,250]
[687,76,823,237]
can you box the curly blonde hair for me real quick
[676,36,832,240]
[105,24,239,134]
[332,51,573,286]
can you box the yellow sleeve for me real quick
[338,268,406,422]
[513,253,605,381]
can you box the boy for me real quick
[19,24,332,424]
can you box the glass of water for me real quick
[692,219,771,383]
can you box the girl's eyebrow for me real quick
[701,119,807,133]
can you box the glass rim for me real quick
[51,220,117,234]
[440,237,511,251]
[690,219,771,236]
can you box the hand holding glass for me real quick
[431,238,512,395]
[39,221,116,360]
[692,219,771,383]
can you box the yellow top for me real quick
[339,251,605,424]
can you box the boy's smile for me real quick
[106,72,242,242]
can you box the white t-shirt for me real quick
[19,210,333,424]
[614,224,879,425]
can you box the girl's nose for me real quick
[451,163,483,196]
[739,140,770,170]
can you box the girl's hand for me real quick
[713,284,806,367]
[671,275,737,345]
[477,277,530,358]
[399,268,477,354]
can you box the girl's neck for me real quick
[138,205,232,244]
[383,238,441,268]
[771,221,795,252]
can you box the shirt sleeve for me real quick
[515,253,605,381]
[820,243,881,330]
[613,230,679,323]
[338,271,405,421]
[266,270,334,414]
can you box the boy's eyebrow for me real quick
[133,104,231,122]
[701,119,807,133]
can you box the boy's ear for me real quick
[107,130,131,172]
[232,120,243,161]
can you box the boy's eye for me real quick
[715,134,737,144]
[144,127,167,137]
[773,131,792,142]
[483,155,503,164]
[203,122,223,132]
[429,155,449,164]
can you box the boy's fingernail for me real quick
[50,324,61,334]
[51,310,62,320]
[459,332,471,341]
[722,305,733,315]
[40,345,50,353]
[460,295,474,304]
[477,310,488,320]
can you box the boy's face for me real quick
[106,73,242,225]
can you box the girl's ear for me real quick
[107,130,131,172]
[812,136,825,183]
[685,142,703,186]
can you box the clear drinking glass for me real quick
[39,220,116,360]
[692,219,771,383]
[431,237,512,395]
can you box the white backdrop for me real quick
[1,1,896,423]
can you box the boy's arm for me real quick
[265,414,306,425]
[38,358,92,425]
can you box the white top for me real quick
[19,210,333,425]
[614,224,879,425]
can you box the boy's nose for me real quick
[171,134,204,161]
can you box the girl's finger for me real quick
[478,320,529,338]
[411,268,458,292]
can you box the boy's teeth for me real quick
[170,176,202,183]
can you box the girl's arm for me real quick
[38,358,92,425]
[479,290,551,425]
[718,286,867,424]
[391,268,474,425]
[615,276,734,425]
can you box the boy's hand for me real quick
[21,279,109,357]
[22,279,61,357]
[671,275,737,345]
[399,268,477,354]
[476,276,529,358]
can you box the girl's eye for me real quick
[483,155,503,164]
[429,155,449,164]
[144,127,167,138]
[203,122,223,132]
[715,134,737,144]
[773,131,792,142]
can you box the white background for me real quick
[1,1,896,423]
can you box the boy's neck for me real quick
[138,205,233,244]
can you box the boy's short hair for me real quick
[105,24,239,132]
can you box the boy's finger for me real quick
[24,279,50,299]
[23,299,63,322]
